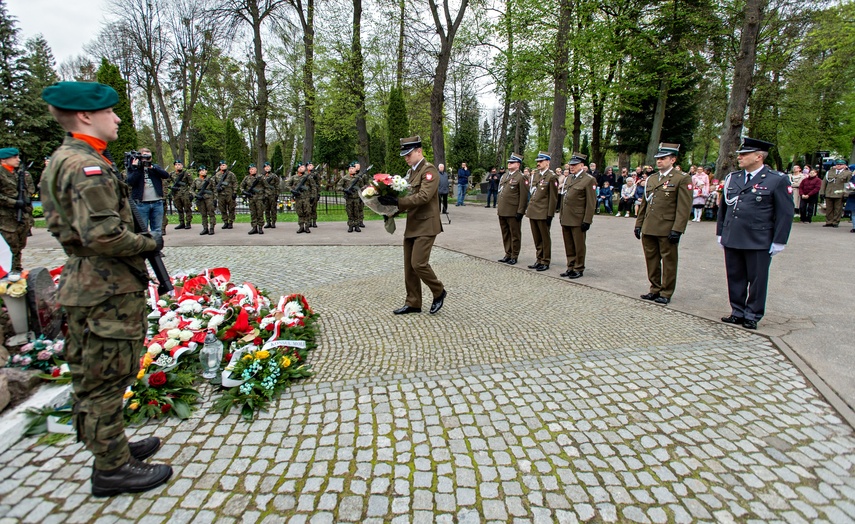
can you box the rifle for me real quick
[215,161,237,193]
[242,175,263,199]
[169,161,195,193]
[194,176,212,202]
[16,161,33,223]
[127,199,173,295]
[344,164,373,196]
[291,171,310,197]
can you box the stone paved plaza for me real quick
[1,245,854,523]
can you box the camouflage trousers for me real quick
[218,194,236,224]
[196,197,217,229]
[64,291,146,470]
[295,197,312,225]
[174,191,193,225]
[345,197,361,227]
[1,217,29,271]
[264,195,278,225]
[311,195,319,220]
[249,197,265,228]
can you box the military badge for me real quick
[425,173,433,181]
[83,166,102,176]
[786,186,793,194]
[687,184,693,190]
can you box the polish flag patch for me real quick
[787,186,793,194]
[687,183,693,190]
[83,166,102,176]
[425,173,433,181]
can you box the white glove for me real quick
[717,236,723,249]
[769,243,785,256]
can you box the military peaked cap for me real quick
[735,137,774,154]
[41,82,118,112]
[568,152,587,165]
[399,136,422,156]
[536,151,551,162]
[507,152,523,164]
[654,143,681,158]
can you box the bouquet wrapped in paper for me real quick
[360,173,410,234]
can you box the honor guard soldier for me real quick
[214,160,237,229]
[170,159,193,230]
[306,162,320,228]
[241,164,266,234]
[821,159,851,228]
[337,162,364,232]
[525,151,559,271]
[192,165,216,235]
[40,81,171,496]
[717,138,793,329]
[355,162,367,228]
[262,162,280,228]
[496,152,528,265]
[558,153,596,279]
[379,136,446,315]
[285,162,313,233]
[0,147,35,273]
[634,143,692,304]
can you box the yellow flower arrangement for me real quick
[6,280,27,298]
[280,356,291,368]
[242,354,253,361]
[254,350,270,360]
[0,282,6,294]
[129,402,140,410]
[123,391,134,400]
[136,368,145,380]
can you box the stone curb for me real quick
[0,382,71,454]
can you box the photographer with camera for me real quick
[126,148,170,245]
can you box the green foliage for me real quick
[368,123,385,176]
[448,88,479,172]
[224,119,250,177]
[96,58,136,159]
[385,87,409,176]
[271,143,284,171]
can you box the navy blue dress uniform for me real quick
[496,152,528,265]
[717,137,793,329]
[525,151,559,271]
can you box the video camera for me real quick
[124,150,153,170]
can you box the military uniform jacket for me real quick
[716,165,793,250]
[169,170,193,196]
[214,170,237,197]
[240,174,266,200]
[634,168,692,236]
[40,135,156,307]
[496,169,528,217]
[284,172,312,201]
[821,168,851,198]
[263,173,280,198]
[336,172,364,199]
[191,176,215,199]
[525,169,558,220]
[0,166,35,230]
[307,171,320,199]
[398,159,442,238]
[559,173,596,227]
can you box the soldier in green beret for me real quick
[0,147,35,274]
[170,159,193,229]
[240,164,266,234]
[284,162,313,233]
[336,162,364,232]
[192,165,216,235]
[214,160,237,229]
[262,162,280,228]
[39,81,172,496]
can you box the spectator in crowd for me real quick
[844,167,855,232]
[616,168,627,195]
[590,162,601,185]
[456,162,470,206]
[618,176,636,217]
[597,181,614,215]
[602,167,616,189]
[704,176,721,219]
[523,167,531,183]
[437,163,450,213]
[485,167,500,208]
[790,165,805,209]
[556,166,567,212]
[691,168,710,221]
[126,147,170,244]
[634,166,643,179]
[634,174,647,217]
[798,168,822,223]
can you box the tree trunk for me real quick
[513,101,522,154]
[396,0,404,89]
[144,77,164,164]
[300,0,316,162]
[495,3,513,165]
[645,78,669,165]
[591,60,617,167]
[352,0,370,167]
[571,86,581,152]
[548,0,572,168]
[715,0,766,176]
[850,137,855,164]
[253,15,269,165]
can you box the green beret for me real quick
[197,164,207,170]
[41,81,118,111]
[263,162,271,167]
[0,147,20,159]
[249,163,256,168]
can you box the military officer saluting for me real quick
[39,81,171,496]
[820,159,851,228]
[262,162,280,228]
[496,152,528,265]
[634,143,692,304]
[558,152,596,279]
[525,151,559,271]
[192,165,216,235]
[170,159,192,230]
[717,137,793,330]
[240,164,266,234]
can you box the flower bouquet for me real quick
[8,335,65,373]
[360,173,410,234]
[123,349,201,424]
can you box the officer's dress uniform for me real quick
[496,161,528,264]
[214,168,237,228]
[240,171,266,234]
[525,167,558,269]
[559,169,596,276]
[635,167,692,300]
[170,168,193,229]
[263,169,280,228]
[0,158,35,271]
[717,165,793,323]
[192,174,217,234]
[821,167,851,227]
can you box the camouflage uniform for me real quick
[40,134,156,470]
[307,168,320,226]
[284,170,313,232]
[336,170,364,228]
[263,170,280,228]
[170,169,193,228]
[0,166,35,271]
[214,169,237,227]
[240,172,266,231]
[192,175,217,232]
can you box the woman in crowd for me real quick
[634,172,648,217]
[691,168,710,221]
[799,168,822,223]
[790,165,805,209]
[618,175,636,217]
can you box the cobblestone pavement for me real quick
[1,246,854,523]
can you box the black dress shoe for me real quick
[429,289,447,314]
[653,296,670,304]
[559,269,572,277]
[527,263,540,269]
[393,306,421,315]
[506,258,517,265]
[91,458,173,497]
[498,257,510,263]
[536,264,549,271]
[129,437,161,461]
[721,315,745,325]
[742,319,758,329]
[567,271,583,279]
[640,293,660,300]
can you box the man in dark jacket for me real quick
[126,147,170,243]
[437,163,450,213]
[485,167,500,208]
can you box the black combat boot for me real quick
[359,222,366,228]
[128,437,161,461]
[269,223,276,229]
[258,226,264,234]
[348,226,354,232]
[297,224,305,233]
[208,225,215,235]
[200,227,209,235]
[174,222,185,230]
[185,222,191,229]
[312,220,318,228]
[249,226,258,235]
[91,457,173,497]
[304,223,311,233]
[354,226,361,232]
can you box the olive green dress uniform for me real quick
[398,157,445,309]
[41,134,157,471]
[496,154,528,262]
[634,166,692,299]
[525,164,559,268]
[262,167,280,228]
[0,159,35,272]
[559,168,596,274]
[820,165,851,226]
[240,170,266,233]
[214,167,237,228]
[192,173,217,234]
[170,168,193,229]
[284,168,313,233]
